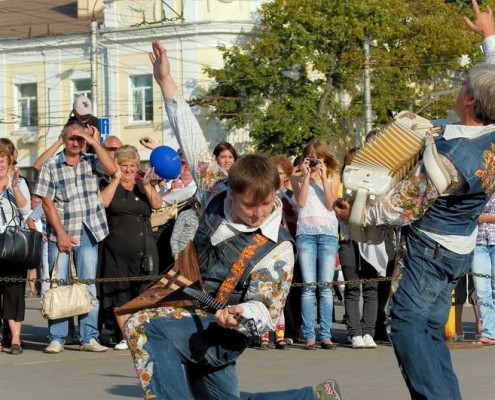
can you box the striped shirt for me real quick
[34,150,109,244]
[476,195,495,245]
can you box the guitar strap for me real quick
[214,232,268,305]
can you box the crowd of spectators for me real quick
[1,92,490,359]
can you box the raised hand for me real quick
[464,0,495,38]
[149,40,177,98]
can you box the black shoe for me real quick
[10,344,23,355]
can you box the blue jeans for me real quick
[472,242,495,339]
[297,234,338,341]
[125,310,318,400]
[47,225,100,344]
[390,228,470,400]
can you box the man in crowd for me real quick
[35,120,116,354]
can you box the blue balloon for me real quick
[150,146,181,179]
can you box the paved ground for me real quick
[1,297,493,399]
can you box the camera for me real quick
[309,159,319,167]
[141,254,154,273]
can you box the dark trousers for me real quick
[340,240,378,337]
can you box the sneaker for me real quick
[79,338,108,352]
[44,340,64,354]
[363,334,377,349]
[114,340,129,350]
[351,335,365,349]
[315,378,342,400]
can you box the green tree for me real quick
[203,0,489,156]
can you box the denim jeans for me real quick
[339,240,378,337]
[47,225,100,344]
[472,242,495,339]
[40,240,50,294]
[390,227,471,400]
[125,310,318,400]
[297,234,338,341]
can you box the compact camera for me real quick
[309,159,319,167]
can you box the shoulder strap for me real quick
[214,232,268,305]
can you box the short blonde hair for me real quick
[115,145,140,167]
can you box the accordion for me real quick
[342,111,435,244]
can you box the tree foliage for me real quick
[203,0,491,156]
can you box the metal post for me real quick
[90,20,98,114]
[363,39,372,137]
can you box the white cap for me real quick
[73,95,93,115]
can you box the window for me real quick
[131,75,153,122]
[17,83,38,127]
[73,79,92,101]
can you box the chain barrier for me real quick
[1,271,493,286]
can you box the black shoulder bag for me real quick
[0,191,42,267]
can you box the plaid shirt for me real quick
[34,151,109,244]
[477,195,495,245]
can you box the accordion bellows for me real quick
[343,111,434,243]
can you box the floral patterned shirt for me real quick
[163,93,294,335]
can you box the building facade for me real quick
[0,0,264,181]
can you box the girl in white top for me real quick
[291,138,340,349]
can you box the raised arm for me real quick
[148,40,226,206]
[73,129,117,176]
[33,134,63,172]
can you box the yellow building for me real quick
[0,0,265,183]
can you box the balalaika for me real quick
[342,111,450,244]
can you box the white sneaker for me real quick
[363,334,377,349]
[44,340,64,354]
[79,338,108,352]
[351,335,365,349]
[114,340,129,350]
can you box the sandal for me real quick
[259,341,270,350]
[25,291,36,298]
[474,336,495,346]
[275,340,288,350]
[304,340,317,350]
[321,341,338,350]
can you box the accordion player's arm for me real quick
[363,155,460,227]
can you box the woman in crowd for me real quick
[472,193,495,345]
[100,145,162,350]
[291,139,340,350]
[213,141,238,172]
[0,145,31,354]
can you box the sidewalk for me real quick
[0,297,493,399]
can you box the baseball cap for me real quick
[73,95,93,115]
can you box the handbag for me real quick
[0,195,42,267]
[41,252,93,320]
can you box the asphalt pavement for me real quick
[1,297,493,399]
